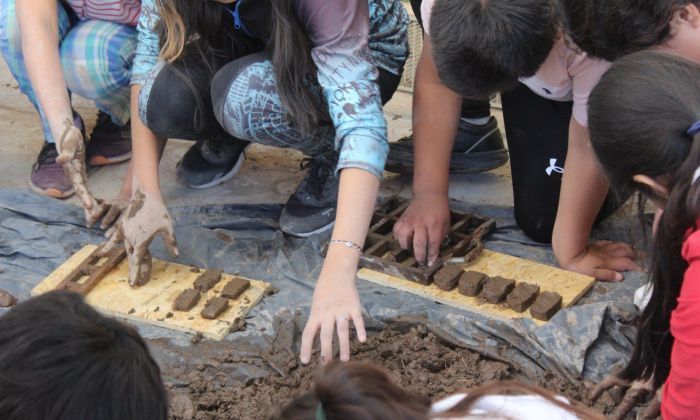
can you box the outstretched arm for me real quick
[300,168,377,363]
[552,119,641,281]
[393,35,461,266]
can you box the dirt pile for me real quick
[164,325,616,420]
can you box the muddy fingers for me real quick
[590,375,632,401]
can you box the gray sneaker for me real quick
[279,153,339,237]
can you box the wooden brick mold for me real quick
[359,198,495,285]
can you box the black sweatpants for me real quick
[409,0,491,119]
[501,83,619,243]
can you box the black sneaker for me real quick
[279,153,339,237]
[385,116,509,174]
[176,136,250,189]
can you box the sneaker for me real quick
[176,136,250,189]
[385,116,509,174]
[29,141,74,199]
[86,111,132,166]
[279,154,339,237]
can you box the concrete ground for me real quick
[0,60,514,212]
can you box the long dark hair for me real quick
[588,51,700,388]
[268,0,326,135]
[271,361,600,419]
[155,0,325,135]
[560,0,700,61]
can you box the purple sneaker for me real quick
[29,141,74,199]
[86,111,132,166]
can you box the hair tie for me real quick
[316,403,327,420]
[687,121,700,137]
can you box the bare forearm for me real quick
[16,0,72,140]
[552,120,609,263]
[323,168,380,274]
[412,37,462,197]
[129,85,165,196]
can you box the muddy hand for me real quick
[55,119,105,227]
[98,189,178,286]
[590,375,656,420]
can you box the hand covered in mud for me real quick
[590,375,660,420]
[56,119,106,227]
[393,193,451,266]
[559,240,643,282]
[99,188,179,286]
[301,264,366,364]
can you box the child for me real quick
[102,0,409,364]
[587,51,700,419]
[391,0,641,282]
[0,0,135,224]
[0,290,168,419]
[272,360,600,419]
[562,0,700,63]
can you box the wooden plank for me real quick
[358,249,595,325]
[33,245,271,340]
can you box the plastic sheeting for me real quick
[0,189,646,384]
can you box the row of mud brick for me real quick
[173,269,250,320]
[433,265,563,321]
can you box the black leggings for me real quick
[501,83,619,243]
[409,0,491,119]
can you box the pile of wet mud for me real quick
[163,325,617,419]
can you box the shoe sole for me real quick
[280,220,336,238]
[29,180,74,199]
[88,152,132,167]
[385,149,509,174]
[178,150,247,190]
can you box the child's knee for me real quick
[138,63,207,138]
[211,53,278,140]
[514,212,555,244]
[60,21,136,99]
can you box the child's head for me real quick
[562,0,700,62]
[589,51,700,388]
[429,0,560,100]
[272,361,431,420]
[0,290,168,420]
[273,361,600,420]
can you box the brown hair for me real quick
[589,51,700,388]
[272,361,602,420]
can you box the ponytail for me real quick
[268,0,327,135]
[589,51,700,388]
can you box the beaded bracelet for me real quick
[328,239,363,253]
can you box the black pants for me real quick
[501,83,619,243]
[409,0,491,119]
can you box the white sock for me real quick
[460,116,491,126]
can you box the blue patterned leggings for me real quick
[0,0,136,142]
[139,52,399,157]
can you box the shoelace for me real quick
[299,155,335,198]
[36,144,58,165]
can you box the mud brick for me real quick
[480,276,515,304]
[201,297,229,320]
[193,269,223,292]
[530,291,562,321]
[458,271,489,296]
[221,277,250,300]
[433,265,464,291]
[506,282,540,313]
[173,289,201,312]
